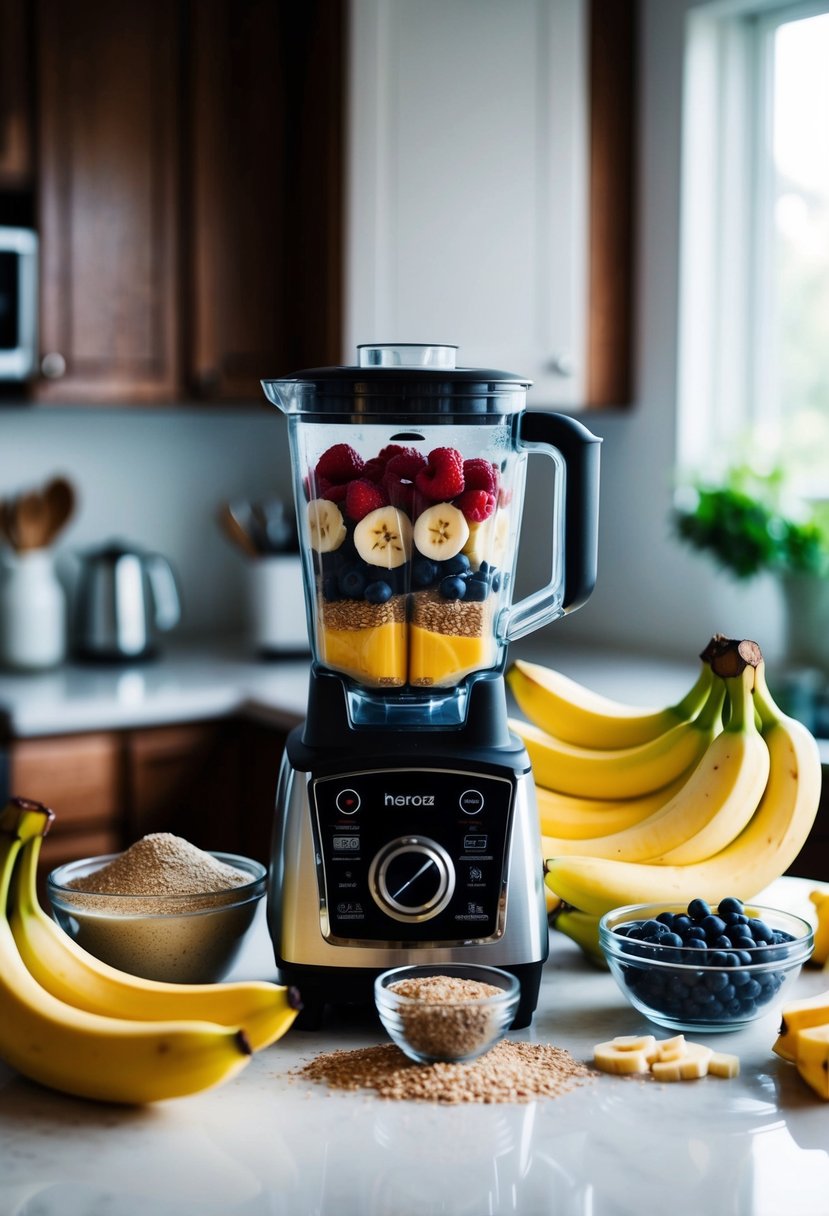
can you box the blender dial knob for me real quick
[368,836,455,923]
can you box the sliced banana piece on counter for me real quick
[593,1033,739,1083]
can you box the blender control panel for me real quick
[310,767,515,945]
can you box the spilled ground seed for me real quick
[294,1040,595,1104]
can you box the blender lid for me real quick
[262,343,532,415]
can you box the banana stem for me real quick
[0,835,23,913]
[672,661,715,720]
[752,661,784,730]
[723,666,757,734]
[695,676,727,732]
[13,835,41,918]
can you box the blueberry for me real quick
[641,919,664,937]
[673,915,692,933]
[683,938,707,951]
[711,935,733,949]
[412,558,438,588]
[731,970,751,987]
[723,911,749,927]
[322,574,341,601]
[661,932,683,948]
[364,580,393,604]
[747,917,774,944]
[491,573,502,592]
[440,554,471,576]
[705,971,729,992]
[439,575,467,601]
[708,950,728,966]
[717,897,745,917]
[700,914,726,940]
[338,565,367,598]
[464,575,489,602]
[723,952,742,968]
[688,898,711,921]
[656,912,675,926]
[683,925,706,941]
[479,561,491,574]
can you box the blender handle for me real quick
[503,412,601,642]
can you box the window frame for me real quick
[677,0,829,496]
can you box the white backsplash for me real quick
[0,405,294,638]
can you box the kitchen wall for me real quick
[0,0,786,662]
[0,405,292,638]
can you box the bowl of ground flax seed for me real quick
[375,964,521,1064]
[47,834,266,983]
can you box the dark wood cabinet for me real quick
[188,0,344,399]
[0,0,33,188]
[28,0,344,405]
[34,0,182,403]
[7,717,290,877]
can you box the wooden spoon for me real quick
[11,491,50,551]
[217,502,259,558]
[42,477,76,545]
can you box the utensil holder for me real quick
[0,550,67,670]
[247,554,309,657]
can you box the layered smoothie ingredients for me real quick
[304,442,508,688]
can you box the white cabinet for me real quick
[345,0,594,408]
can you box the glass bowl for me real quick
[374,963,520,1064]
[599,902,814,1033]
[47,852,266,984]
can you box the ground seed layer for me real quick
[294,1040,595,1104]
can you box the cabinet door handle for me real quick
[41,352,67,379]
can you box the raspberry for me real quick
[345,478,388,522]
[415,447,464,501]
[456,488,496,523]
[363,444,413,483]
[382,450,427,513]
[463,458,499,496]
[317,477,348,504]
[315,443,364,484]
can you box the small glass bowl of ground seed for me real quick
[375,964,521,1064]
[47,834,266,984]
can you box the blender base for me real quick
[277,960,544,1032]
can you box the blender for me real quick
[261,344,600,1027]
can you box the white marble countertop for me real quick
[1,877,828,1216]
[0,635,735,739]
[3,635,827,764]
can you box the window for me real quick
[677,0,829,498]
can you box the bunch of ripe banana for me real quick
[0,798,301,1104]
[774,986,829,1099]
[506,635,822,961]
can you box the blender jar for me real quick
[262,344,599,715]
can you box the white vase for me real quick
[0,550,67,670]
[780,573,829,672]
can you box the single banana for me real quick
[541,667,768,864]
[792,1025,829,1100]
[549,905,606,967]
[808,888,829,967]
[0,826,256,1104]
[536,772,693,840]
[7,812,300,1051]
[773,985,829,1062]
[509,674,726,800]
[507,657,714,750]
[544,661,821,916]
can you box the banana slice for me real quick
[653,1035,687,1062]
[593,1035,657,1075]
[413,502,469,561]
[354,505,413,568]
[307,498,346,552]
[650,1042,712,1081]
[708,1052,740,1078]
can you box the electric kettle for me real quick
[71,540,181,662]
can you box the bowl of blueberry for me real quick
[599,897,814,1033]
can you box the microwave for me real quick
[0,227,38,381]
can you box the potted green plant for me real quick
[671,464,829,670]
